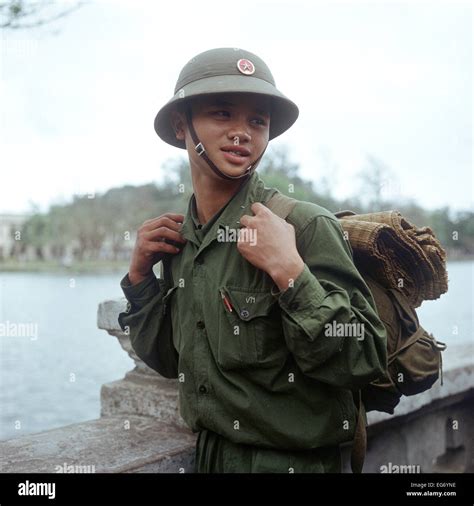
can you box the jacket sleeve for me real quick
[117,269,179,379]
[272,214,387,390]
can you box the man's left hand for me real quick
[238,202,305,292]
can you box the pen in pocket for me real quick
[219,289,233,313]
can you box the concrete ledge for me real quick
[97,298,126,333]
[341,387,474,473]
[0,415,196,473]
[97,298,160,376]
[100,370,187,430]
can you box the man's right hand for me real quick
[128,213,187,286]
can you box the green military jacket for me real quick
[118,171,387,450]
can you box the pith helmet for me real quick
[154,47,299,149]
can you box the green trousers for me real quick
[194,429,342,473]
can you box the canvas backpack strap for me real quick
[351,390,367,473]
[264,191,297,220]
[387,326,425,365]
[334,210,357,219]
[160,253,174,287]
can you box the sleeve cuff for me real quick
[120,272,162,310]
[271,263,326,314]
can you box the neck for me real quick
[191,169,248,225]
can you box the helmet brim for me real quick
[154,74,299,149]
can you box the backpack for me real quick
[264,192,447,473]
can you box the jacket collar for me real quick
[180,171,267,251]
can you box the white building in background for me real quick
[0,214,135,262]
[0,214,31,260]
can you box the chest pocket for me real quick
[217,286,286,370]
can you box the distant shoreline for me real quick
[0,256,472,274]
[0,260,130,274]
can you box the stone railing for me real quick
[0,297,473,473]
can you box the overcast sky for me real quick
[0,0,472,215]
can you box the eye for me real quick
[251,117,267,126]
[211,110,230,117]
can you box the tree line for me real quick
[12,147,474,262]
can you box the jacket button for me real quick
[199,385,207,394]
[240,309,250,319]
[197,320,205,329]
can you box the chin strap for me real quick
[185,104,267,181]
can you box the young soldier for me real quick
[118,48,387,473]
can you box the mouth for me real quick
[221,146,251,165]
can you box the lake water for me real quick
[0,261,472,441]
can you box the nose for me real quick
[228,129,251,145]
[228,116,251,144]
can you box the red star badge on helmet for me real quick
[237,58,255,75]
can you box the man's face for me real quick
[173,93,271,180]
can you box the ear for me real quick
[170,109,186,141]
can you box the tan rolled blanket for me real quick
[336,211,448,307]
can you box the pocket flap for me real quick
[220,286,276,321]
